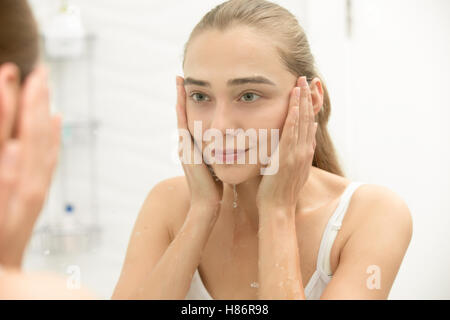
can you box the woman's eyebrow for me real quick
[228,76,276,86]
[184,77,210,87]
[184,76,276,87]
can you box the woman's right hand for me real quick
[0,65,61,269]
[175,76,223,215]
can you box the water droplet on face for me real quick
[167,186,174,191]
[250,281,259,288]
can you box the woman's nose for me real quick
[209,101,239,134]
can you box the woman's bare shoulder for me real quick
[149,175,190,207]
[348,183,413,239]
[147,176,190,203]
[351,183,411,211]
[143,176,191,240]
[0,269,96,299]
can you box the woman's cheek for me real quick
[186,106,211,140]
[257,100,289,155]
[248,99,287,130]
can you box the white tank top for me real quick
[185,181,366,300]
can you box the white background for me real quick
[24,0,450,299]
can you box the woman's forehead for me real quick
[183,27,286,79]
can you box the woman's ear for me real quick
[0,63,21,147]
[309,77,324,117]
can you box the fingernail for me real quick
[176,76,184,87]
[295,87,300,99]
[299,76,307,87]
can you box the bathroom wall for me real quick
[24,0,450,299]
[309,0,450,299]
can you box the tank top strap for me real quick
[315,181,366,278]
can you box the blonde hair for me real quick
[182,0,344,176]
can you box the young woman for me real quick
[0,0,94,299]
[112,0,412,300]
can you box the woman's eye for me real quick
[190,92,210,102]
[240,92,261,102]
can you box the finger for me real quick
[214,177,223,199]
[265,140,280,173]
[16,68,43,182]
[312,122,318,151]
[32,66,51,134]
[28,65,50,119]
[304,81,316,147]
[0,141,21,222]
[175,76,188,130]
[0,63,20,148]
[289,86,300,144]
[180,136,208,183]
[38,65,50,115]
[279,87,299,151]
[33,68,53,167]
[175,76,195,166]
[17,68,53,192]
[178,129,194,166]
[17,66,42,140]
[297,76,310,147]
[308,120,318,151]
[35,113,62,189]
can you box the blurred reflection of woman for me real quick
[0,0,94,299]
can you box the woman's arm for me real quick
[113,76,225,299]
[111,178,220,300]
[257,185,412,300]
[319,185,413,299]
[257,206,305,299]
[256,76,316,299]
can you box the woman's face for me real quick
[183,25,298,185]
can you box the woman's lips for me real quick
[212,148,249,162]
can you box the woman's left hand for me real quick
[256,76,317,214]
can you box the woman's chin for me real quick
[212,164,259,185]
